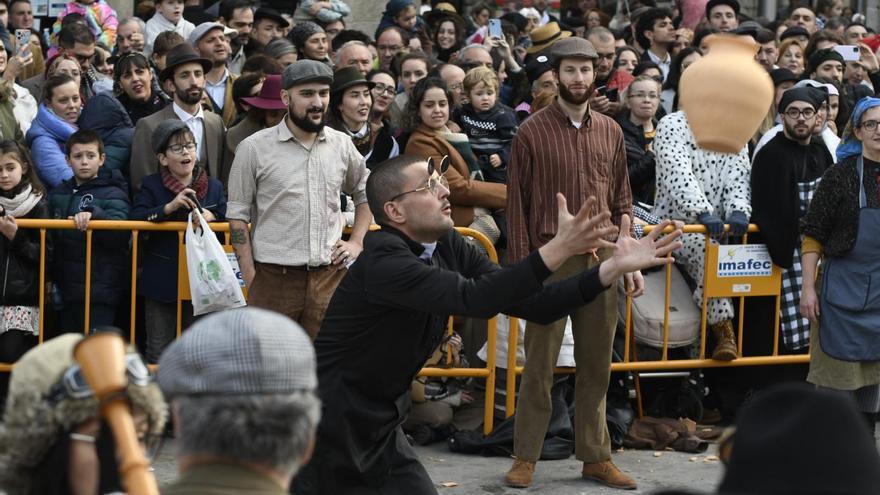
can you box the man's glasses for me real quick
[595,53,615,61]
[377,44,403,53]
[74,51,95,62]
[167,142,197,155]
[859,119,880,132]
[372,83,396,96]
[391,173,449,200]
[784,108,816,120]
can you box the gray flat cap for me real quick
[151,120,190,154]
[188,22,236,45]
[157,308,316,399]
[550,37,598,63]
[282,59,333,89]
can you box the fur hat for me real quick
[0,334,167,494]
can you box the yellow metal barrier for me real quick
[503,224,809,418]
[0,220,811,435]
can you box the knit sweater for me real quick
[801,155,880,258]
[455,102,517,184]
[51,0,118,48]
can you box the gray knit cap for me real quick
[289,20,324,50]
[265,38,297,60]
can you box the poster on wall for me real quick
[48,0,66,18]
[31,0,48,17]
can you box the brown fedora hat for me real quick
[159,43,212,82]
[527,22,572,54]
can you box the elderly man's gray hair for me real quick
[118,16,146,34]
[335,40,370,65]
[175,391,321,478]
[457,43,491,62]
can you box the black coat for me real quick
[0,197,50,307]
[751,133,831,268]
[616,111,657,205]
[49,169,131,305]
[130,173,226,303]
[295,226,609,494]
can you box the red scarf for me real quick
[161,165,208,200]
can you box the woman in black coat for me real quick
[616,75,662,206]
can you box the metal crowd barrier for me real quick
[503,224,810,418]
[0,221,810,434]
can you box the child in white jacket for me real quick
[144,0,194,55]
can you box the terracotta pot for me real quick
[679,34,773,153]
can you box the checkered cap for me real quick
[157,308,316,399]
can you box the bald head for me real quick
[459,44,493,69]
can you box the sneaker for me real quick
[582,460,637,490]
[504,458,536,488]
[711,320,738,361]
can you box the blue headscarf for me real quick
[837,96,880,162]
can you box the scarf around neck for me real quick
[161,165,208,200]
[0,184,42,217]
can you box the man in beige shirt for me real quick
[227,60,371,339]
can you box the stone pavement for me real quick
[153,440,725,494]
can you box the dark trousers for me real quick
[292,427,437,495]
[0,329,37,411]
[59,303,117,334]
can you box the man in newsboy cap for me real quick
[158,307,320,494]
[226,59,372,341]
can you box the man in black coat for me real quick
[292,155,682,495]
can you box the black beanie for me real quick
[807,48,845,76]
[777,86,827,115]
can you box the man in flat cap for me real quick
[751,86,832,354]
[227,59,371,340]
[158,307,319,494]
[506,36,638,490]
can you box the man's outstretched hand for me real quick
[599,215,683,287]
[538,194,618,271]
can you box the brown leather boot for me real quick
[582,460,637,490]
[711,319,738,361]
[504,459,536,488]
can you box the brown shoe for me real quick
[711,319,738,361]
[504,459,536,488]
[582,460,637,490]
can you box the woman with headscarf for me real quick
[800,96,880,436]
[287,21,331,65]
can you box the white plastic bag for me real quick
[185,209,246,315]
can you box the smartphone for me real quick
[595,85,607,96]
[0,205,6,217]
[833,44,860,62]
[488,18,502,39]
[14,29,30,57]
[605,87,619,102]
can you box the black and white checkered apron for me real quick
[779,177,821,351]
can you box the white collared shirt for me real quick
[172,101,205,158]
[647,49,672,81]
[205,69,230,112]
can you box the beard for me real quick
[289,104,326,133]
[175,84,204,105]
[784,121,813,141]
[558,81,592,105]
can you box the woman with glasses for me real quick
[366,69,401,167]
[131,120,226,364]
[800,97,880,436]
[617,75,661,205]
[404,77,506,246]
[0,333,168,495]
[112,52,168,126]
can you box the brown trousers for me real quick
[513,251,619,463]
[247,262,346,340]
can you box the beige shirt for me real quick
[227,118,370,266]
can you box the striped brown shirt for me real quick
[507,100,632,263]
